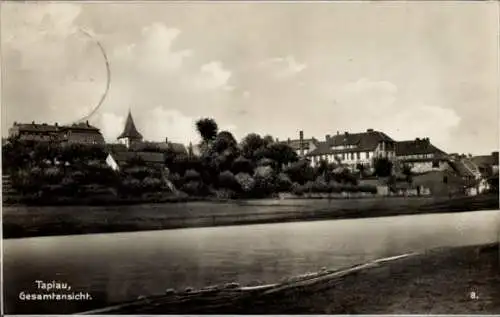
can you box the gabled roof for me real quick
[12,123,59,133]
[61,122,101,132]
[395,139,447,158]
[472,152,499,167]
[169,142,187,155]
[306,130,394,156]
[117,111,143,140]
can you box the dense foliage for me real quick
[3,118,390,202]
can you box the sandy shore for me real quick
[81,243,500,314]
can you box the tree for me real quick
[240,133,266,159]
[402,164,413,184]
[261,143,298,171]
[213,131,238,154]
[196,118,218,144]
[373,157,393,177]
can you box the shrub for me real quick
[235,173,255,193]
[142,177,162,191]
[181,181,206,196]
[276,173,293,192]
[254,165,274,179]
[218,171,240,191]
[291,182,304,196]
[231,156,254,174]
[184,169,201,182]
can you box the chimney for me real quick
[299,130,304,157]
[287,138,291,144]
[367,129,374,132]
[32,121,35,125]
[336,131,340,136]
[275,138,279,143]
[55,122,58,127]
[165,137,169,144]
[325,134,331,142]
[416,137,420,142]
[13,121,17,125]
[86,120,89,127]
[344,131,349,136]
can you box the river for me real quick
[3,209,499,314]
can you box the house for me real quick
[9,121,61,142]
[117,110,143,148]
[282,131,320,157]
[58,121,105,145]
[395,138,449,174]
[306,129,396,169]
[471,151,499,176]
[8,121,105,145]
[106,151,165,172]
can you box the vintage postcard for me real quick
[1,1,499,315]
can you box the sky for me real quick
[1,1,498,155]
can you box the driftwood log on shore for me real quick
[80,243,499,314]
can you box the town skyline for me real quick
[2,1,499,156]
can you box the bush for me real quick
[254,165,274,179]
[311,178,329,193]
[291,182,304,196]
[142,177,162,191]
[218,171,240,191]
[184,169,201,182]
[181,181,206,196]
[235,173,255,193]
[276,173,293,192]
[231,156,254,174]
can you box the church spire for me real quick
[117,110,143,141]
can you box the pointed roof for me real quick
[117,110,143,140]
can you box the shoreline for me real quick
[78,243,499,314]
[3,194,498,240]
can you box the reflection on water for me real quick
[3,209,499,314]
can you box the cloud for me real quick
[192,61,233,91]
[112,23,193,73]
[138,107,200,144]
[331,78,460,147]
[98,112,125,142]
[261,55,307,78]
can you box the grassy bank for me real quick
[3,194,498,239]
[80,243,500,314]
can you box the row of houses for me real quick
[283,129,498,176]
[6,113,498,179]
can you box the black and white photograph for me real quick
[1,1,499,315]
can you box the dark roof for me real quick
[12,123,59,133]
[169,142,188,154]
[117,111,143,140]
[60,122,101,132]
[111,151,165,164]
[306,130,394,156]
[395,139,447,157]
[472,153,499,167]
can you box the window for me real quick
[342,153,345,160]
[357,152,360,160]
[432,160,439,168]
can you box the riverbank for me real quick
[81,243,500,314]
[3,194,498,239]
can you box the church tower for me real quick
[117,110,143,148]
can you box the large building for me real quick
[8,121,105,145]
[306,129,396,169]
[395,138,449,173]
